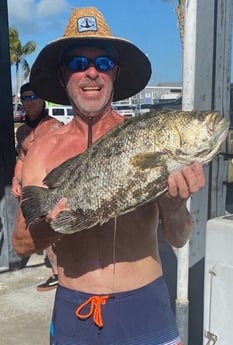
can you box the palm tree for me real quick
[9,26,36,113]
[163,0,185,48]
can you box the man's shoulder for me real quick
[16,123,26,132]
[35,116,63,137]
[26,132,70,173]
[28,131,59,157]
[16,124,27,140]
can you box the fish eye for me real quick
[166,130,181,146]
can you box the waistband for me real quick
[56,276,165,302]
[56,276,166,328]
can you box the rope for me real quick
[76,295,110,327]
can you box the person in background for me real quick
[12,8,205,345]
[12,82,62,291]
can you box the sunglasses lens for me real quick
[64,56,116,72]
[95,57,115,71]
[67,56,88,71]
[21,95,38,101]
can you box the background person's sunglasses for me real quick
[21,95,39,101]
[63,56,117,72]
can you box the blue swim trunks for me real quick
[50,276,183,345]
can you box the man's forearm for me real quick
[158,193,194,248]
[28,217,64,252]
[12,209,63,256]
[13,157,24,184]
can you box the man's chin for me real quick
[77,103,111,118]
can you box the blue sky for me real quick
[7,0,182,87]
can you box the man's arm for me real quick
[12,126,26,197]
[157,163,205,248]
[12,138,64,256]
[11,149,25,197]
[12,206,63,256]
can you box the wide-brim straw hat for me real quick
[30,7,151,104]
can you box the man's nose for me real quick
[85,64,99,78]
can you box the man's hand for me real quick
[157,163,204,247]
[11,177,22,198]
[167,162,205,199]
[45,198,69,223]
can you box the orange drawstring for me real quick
[75,295,110,328]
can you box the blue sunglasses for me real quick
[63,56,117,72]
[21,95,39,101]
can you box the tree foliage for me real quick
[9,26,36,112]
[163,0,185,48]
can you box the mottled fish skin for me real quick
[21,110,229,234]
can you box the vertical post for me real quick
[175,2,198,343]
[176,241,189,345]
[0,0,19,270]
[175,0,233,344]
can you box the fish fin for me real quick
[131,152,165,170]
[51,209,99,234]
[21,186,50,224]
[43,155,82,188]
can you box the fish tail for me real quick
[21,186,51,224]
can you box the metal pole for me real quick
[176,241,189,344]
[176,206,191,345]
[176,1,197,344]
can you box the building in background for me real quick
[112,82,182,106]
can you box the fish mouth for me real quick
[207,112,222,133]
[177,113,229,164]
[196,115,229,162]
[207,112,229,142]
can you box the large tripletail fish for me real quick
[21,110,229,234]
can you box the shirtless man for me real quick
[12,82,62,197]
[12,8,205,345]
[12,82,62,291]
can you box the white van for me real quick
[135,103,152,116]
[47,106,73,124]
[112,104,136,118]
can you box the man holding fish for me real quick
[12,7,216,345]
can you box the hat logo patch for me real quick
[77,16,97,32]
